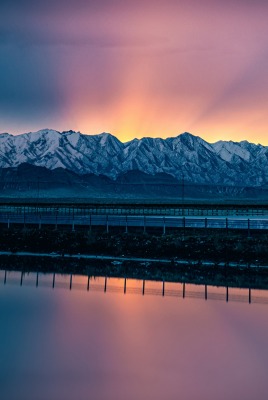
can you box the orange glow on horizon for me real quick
[66,100,268,146]
[2,1,268,147]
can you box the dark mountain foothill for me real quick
[0,163,267,201]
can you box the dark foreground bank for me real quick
[1,228,268,264]
[1,227,268,289]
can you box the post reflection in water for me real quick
[1,269,268,400]
[1,270,267,305]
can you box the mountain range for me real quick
[0,129,267,187]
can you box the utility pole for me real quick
[37,177,40,201]
[181,172,185,216]
[36,176,40,213]
[182,172,185,204]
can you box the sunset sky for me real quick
[1,0,268,144]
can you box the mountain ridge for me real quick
[0,129,267,186]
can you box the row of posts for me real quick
[5,215,252,236]
[3,271,252,303]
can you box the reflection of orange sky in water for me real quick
[2,271,268,399]
[26,277,268,399]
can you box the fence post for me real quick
[143,216,146,234]
[247,219,250,237]
[7,218,10,229]
[163,217,166,235]
[72,215,75,232]
[226,218,228,235]
[106,215,109,233]
[125,215,128,234]
[104,277,107,292]
[39,215,41,230]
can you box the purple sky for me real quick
[1,0,268,143]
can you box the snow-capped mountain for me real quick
[0,129,267,186]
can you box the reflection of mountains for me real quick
[1,270,268,306]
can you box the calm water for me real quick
[1,271,268,400]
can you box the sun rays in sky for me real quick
[1,0,268,144]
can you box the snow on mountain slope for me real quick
[0,129,267,186]
[213,140,252,162]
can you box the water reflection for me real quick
[1,269,268,305]
[0,271,268,400]
[1,270,268,400]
